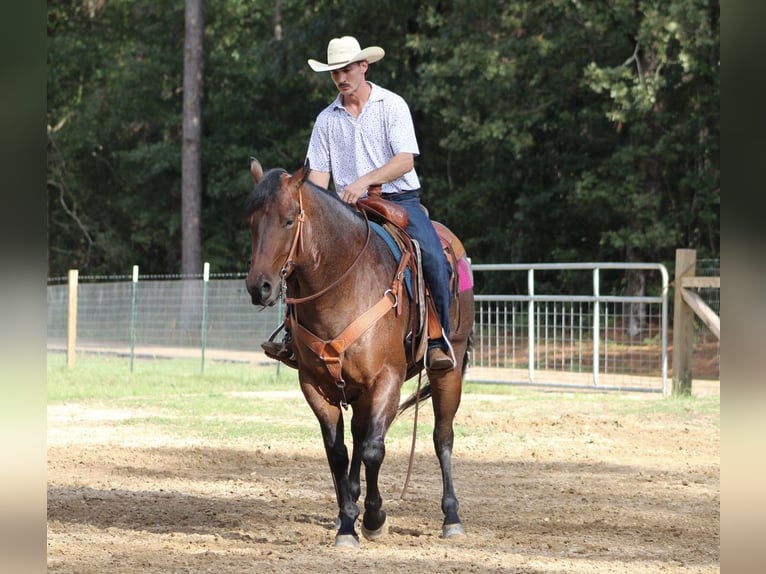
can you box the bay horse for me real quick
[244,159,474,547]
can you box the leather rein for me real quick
[278,186,410,408]
[280,187,372,305]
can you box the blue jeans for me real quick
[386,190,451,345]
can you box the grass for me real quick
[47,353,719,443]
[47,352,298,402]
[47,352,312,442]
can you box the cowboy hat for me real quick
[307,36,385,72]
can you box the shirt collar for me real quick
[331,82,382,110]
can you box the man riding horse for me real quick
[261,35,456,371]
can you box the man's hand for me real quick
[340,180,369,204]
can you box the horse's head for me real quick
[244,158,310,306]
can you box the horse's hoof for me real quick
[442,522,466,538]
[334,534,360,548]
[361,517,388,541]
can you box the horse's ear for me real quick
[250,157,264,183]
[292,157,311,186]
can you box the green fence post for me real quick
[201,262,209,374]
[130,265,139,373]
[275,298,283,378]
[67,269,79,369]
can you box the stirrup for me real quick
[425,328,456,371]
[261,324,298,369]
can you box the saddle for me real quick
[358,187,465,376]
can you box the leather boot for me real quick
[426,338,456,371]
[261,330,298,369]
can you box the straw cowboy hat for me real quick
[307,36,385,72]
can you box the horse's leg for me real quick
[348,407,368,506]
[429,368,466,538]
[299,380,360,547]
[357,376,400,541]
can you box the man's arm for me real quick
[308,170,331,190]
[341,152,415,204]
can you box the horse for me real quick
[244,159,475,548]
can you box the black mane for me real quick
[243,168,287,216]
[245,167,364,234]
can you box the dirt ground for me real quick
[47,386,719,574]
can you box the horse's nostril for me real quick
[246,274,277,306]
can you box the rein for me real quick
[283,188,373,305]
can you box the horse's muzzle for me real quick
[245,274,279,307]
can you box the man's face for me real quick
[330,61,368,97]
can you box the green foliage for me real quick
[48,0,186,274]
[47,0,719,289]
[578,0,719,264]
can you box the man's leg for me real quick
[387,191,454,370]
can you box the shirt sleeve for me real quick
[306,111,332,173]
[386,94,420,157]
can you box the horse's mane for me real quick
[244,167,366,230]
[244,168,287,216]
[306,180,369,232]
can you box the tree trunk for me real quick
[180,0,205,336]
[625,262,645,338]
[181,0,204,277]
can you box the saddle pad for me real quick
[457,256,474,292]
[369,221,414,299]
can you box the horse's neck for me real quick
[291,188,372,296]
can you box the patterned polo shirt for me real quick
[306,82,421,194]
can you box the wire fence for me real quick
[473,299,666,373]
[47,272,282,367]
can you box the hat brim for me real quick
[307,47,385,72]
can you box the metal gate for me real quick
[468,263,669,394]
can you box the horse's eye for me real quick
[285,218,294,228]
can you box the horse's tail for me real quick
[397,329,473,417]
[397,382,432,417]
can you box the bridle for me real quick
[278,185,374,306]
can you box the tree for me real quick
[579,0,719,333]
[47,0,719,292]
[407,0,625,291]
[47,0,186,277]
[581,0,719,262]
[406,0,717,296]
[181,0,205,276]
